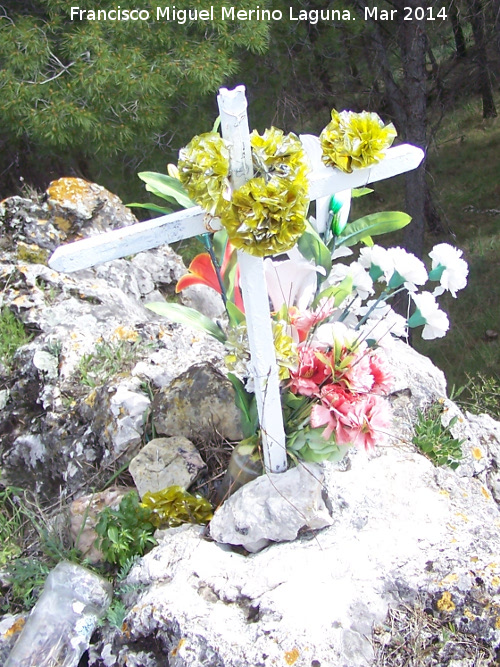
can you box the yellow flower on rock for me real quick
[178,132,231,216]
[320,109,397,173]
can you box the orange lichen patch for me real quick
[470,556,479,563]
[472,447,483,460]
[464,609,476,622]
[440,573,459,586]
[491,576,500,588]
[481,486,491,500]
[53,216,72,232]
[158,328,173,339]
[3,617,25,638]
[487,563,498,570]
[112,326,139,342]
[84,389,97,408]
[284,648,300,665]
[47,177,91,206]
[437,591,455,612]
[171,638,186,657]
[12,295,28,307]
[120,621,131,639]
[455,512,469,523]
[439,489,450,498]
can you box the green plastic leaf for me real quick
[138,172,195,209]
[336,212,411,247]
[146,302,226,343]
[312,275,353,309]
[226,301,245,327]
[212,228,229,264]
[127,202,173,215]
[297,219,332,277]
[227,373,259,438]
[351,187,373,198]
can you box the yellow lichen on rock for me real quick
[284,648,300,665]
[440,573,459,586]
[437,591,455,612]
[481,486,491,500]
[16,242,49,265]
[47,177,92,206]
[112,326,139,342]
[472,447,484,460]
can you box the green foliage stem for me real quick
[412,403,464,469]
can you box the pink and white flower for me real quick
[311,385,391,450]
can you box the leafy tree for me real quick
[0,0,269,197]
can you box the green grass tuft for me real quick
[412,403,464,469]
[0,308,32,369]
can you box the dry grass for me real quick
[373,601,496,666]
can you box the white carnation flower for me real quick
[358,245,394,283]
[385,247,428,291]
[410,291,449,340]
[428,243,468,298]
[326,260,374,300]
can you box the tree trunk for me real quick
[393,0,428,258]
[351,0,443,254]
[494,0,500,56]
[466,0,498,118]
[449,1,468,58]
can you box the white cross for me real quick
[49,85,424,474]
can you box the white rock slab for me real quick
[115,432,500,667]
[209,462,333,552]
[129,437,206,498]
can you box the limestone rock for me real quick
[46,177,137,236]
[90,410,500,666]
[153,363,243,443]
[69,487,132,563]
[0,188,226,502]
[0,615,27,666]
[129,437,206,498]
[210,463,333,552]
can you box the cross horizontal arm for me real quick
[48,206,222,273]
[307,143,425,201]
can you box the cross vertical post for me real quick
[217,86,288,475]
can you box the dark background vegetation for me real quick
[1,0,499,392]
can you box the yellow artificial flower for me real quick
[178,126,309,256]
[224,320,297,381]
[223,175,308,256]
[272,321,298,380]
[250,127,308,182]
[178,132,231,216]
[320,109,397,173]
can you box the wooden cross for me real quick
[49,85,424,475]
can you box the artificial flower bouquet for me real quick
[138,107,468,469]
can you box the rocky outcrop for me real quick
[89,350,500,665]
[2,183,499,667]
[77,339,500,667]
[0,182,226,501]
